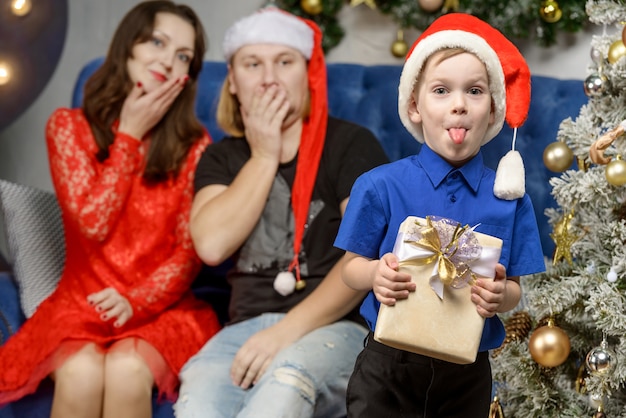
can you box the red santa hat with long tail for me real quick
[223,7,328,295]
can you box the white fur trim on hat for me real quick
[398,30,505,146]
[223,7,314,60]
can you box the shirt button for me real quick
[450,195,457,203]
[451,172,459,179]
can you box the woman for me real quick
[0,2,220,417]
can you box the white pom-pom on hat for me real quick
[494,149,525,200]
[274,271,296,296]
[398,13,531,200]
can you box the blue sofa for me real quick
[0,58,588,418]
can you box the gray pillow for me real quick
[0,180,65,317]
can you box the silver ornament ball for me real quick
[584,73,609,97]
[590,47,604,66]
[586,345,615,376]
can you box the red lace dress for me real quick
[0,108,221,404]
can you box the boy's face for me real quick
[228,43,309,131]
[408,50,495,168]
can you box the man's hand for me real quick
[241,84,290,162]
[230,325,294,389]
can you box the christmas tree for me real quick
[491,1,626,417]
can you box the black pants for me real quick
[346,333,492,418]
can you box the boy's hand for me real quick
[470,263,507,318]
[373,253,415,306]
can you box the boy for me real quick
[334,13,546,417]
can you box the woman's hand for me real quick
[118,75,188,140]
[87,287,134,327]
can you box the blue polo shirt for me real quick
[335,145,546,351]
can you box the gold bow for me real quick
[400,217,477,286]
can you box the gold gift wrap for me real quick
[374,216,502,364]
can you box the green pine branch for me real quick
[277,0,589,54]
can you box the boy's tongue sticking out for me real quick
[449,128,466,144]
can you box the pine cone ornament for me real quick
[492,311,532,356]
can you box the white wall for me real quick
[0,0,608,255]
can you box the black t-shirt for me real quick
[195,117,389,324]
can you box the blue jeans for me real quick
[174,313,368,418]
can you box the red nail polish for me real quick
[137,81,142,88]
[183,75,189,83]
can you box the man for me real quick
[176,7,389,418]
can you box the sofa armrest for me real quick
[0,272,25,345]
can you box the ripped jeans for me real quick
[175,313,368,418]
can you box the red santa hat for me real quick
[223,7,328,294]
[398,13,531,200]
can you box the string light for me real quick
[0,63,11,86]
[11,0,32,17]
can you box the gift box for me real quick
[374,216,502,364]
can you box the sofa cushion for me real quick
[0,180,65,318]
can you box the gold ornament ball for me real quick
[300,0,323,15]
[540,0,562,23]
[528,323,571,367]
[608,40,626,64]
[418,0,444,12]
[543,141,574,172]
[606,157,626,186]
[391,39,408,58]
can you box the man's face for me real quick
[228,43,309,130]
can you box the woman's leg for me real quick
[50,342,105,418]
[102,338,165,418]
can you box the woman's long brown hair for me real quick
[82,0,206,182]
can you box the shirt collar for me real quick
[417,145,484,193]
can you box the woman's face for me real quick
[126,12,195,93]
